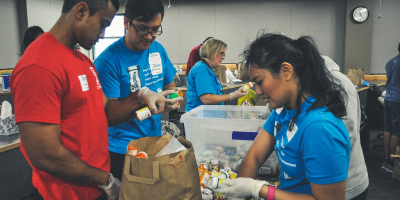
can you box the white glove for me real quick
[229,87,247,101]
[137,87,165,114]
[214,177,268,199]
[159,89,184,112]
[99,173,121,200]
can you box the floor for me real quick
[365,130,400,199]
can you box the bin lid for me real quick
[180,105,267,125]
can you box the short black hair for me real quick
[203,37,213,44]
[21,26,44,54]
[125,0,164,22]
[62,0,119,16]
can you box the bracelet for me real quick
[267,185,275,200]
[98,173,114,190]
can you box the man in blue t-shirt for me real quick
[382,42,400,173]
[94,0,180,181]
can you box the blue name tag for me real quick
[232,131,258,141]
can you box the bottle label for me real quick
[136,107,152,121]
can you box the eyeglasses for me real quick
[128,19,163,37]
[220,52,226,57]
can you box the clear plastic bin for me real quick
[181,105,267,154]
[0,114,19,135]
[181,105,280,175]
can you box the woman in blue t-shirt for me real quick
[215,34,350,200]
[185,39,246,112]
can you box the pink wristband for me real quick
[267,185,275,200]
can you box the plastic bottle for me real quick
[167,90,184,106]
[241,82,253,93]
[135,107,152,122]
[128,146,137,156]
[211,160,219,171]
[270,178,278,188]
[135,151,148,158]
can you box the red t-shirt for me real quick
[11,33,109,200]
[186,43,202,77]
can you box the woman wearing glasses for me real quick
[185,39,247,112]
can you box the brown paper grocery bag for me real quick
[356,68,365,87]
[392,146,400,182]
[119,135,202,200]
[237,62,251,81]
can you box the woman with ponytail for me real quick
[215,33,350,200]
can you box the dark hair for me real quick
[398,42,400,52]
[203,37,214,44]
[125,0,164,22]
[21,26,44,54]
[62,0,119,16]
[243,33,347,130]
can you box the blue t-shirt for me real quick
[263,96,350,194]
[94,38,176,154]
[185,61,224,112]
[385,55,400,102]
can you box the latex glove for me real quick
[159,89,184,112]
[214,177,268,198]
[137,87,165,114]
[229,87,247,101]
[99,173,121,200]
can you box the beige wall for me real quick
[344,0,374,75]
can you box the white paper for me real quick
[155,137,186,157]
[149,52,163,75]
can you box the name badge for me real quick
[78,75,89,91]
[149,52,162,76]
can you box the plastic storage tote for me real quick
[181,105,280,175]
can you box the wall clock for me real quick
[352,6,369,23]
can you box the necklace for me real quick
[201,58,212,69]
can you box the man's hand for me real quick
[177,136,192,148]
[159,89,183,112]
[214,177,268,198]
[99,173,121,200]
[137,87,166,114]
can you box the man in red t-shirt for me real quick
[185,37,213,84]
[11,1,171,200]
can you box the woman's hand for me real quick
[214,177,269,198]
[229,87,248,100]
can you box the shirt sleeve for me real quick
[160,46,177,86]
[12,65,61,124]
[193,68,220,97]
[301,120,350,184]
[94,58,121,98]
[263,110,278,136]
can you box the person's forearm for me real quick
[259,186,316,200]
[237,150,264,178]
[105,92,144,127]
[200,94,231,105]
[163,84,176,91]
[32,144,110,186]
